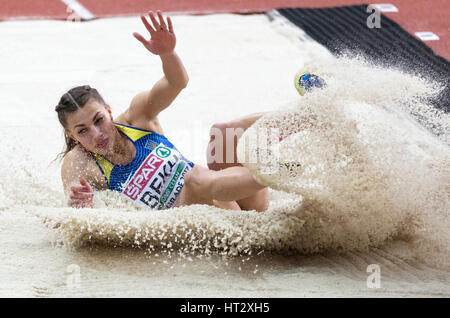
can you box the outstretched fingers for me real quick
[140,14,156,36]
[156,10,167,30]
[148,10,161,30]
[135,11,173,43]
[167,16,174,33]
[133,32,147,44]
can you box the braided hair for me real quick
[55,85,106,159]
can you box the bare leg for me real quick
[206,112,269,212]
[207,112,266,171]
[212,199,241,210]
[175,165,266,209]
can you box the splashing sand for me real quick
[238,57,450,269]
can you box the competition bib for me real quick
[122,143,191,209]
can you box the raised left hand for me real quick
[133,10,176,56]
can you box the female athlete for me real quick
[55,11,269,212]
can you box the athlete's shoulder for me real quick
[115,110,165,135]
[62,145,93,169]
[61,146,107,190]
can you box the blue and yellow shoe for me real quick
[294,73,326,96]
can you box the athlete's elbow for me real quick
[180,73,189,88]
[171,75,189,89]
[174,81,188,90]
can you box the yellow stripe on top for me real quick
[94,123,152,184]
[114,123,152,142]
[94,153,114,184]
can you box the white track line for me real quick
[60,0,95,20]
[415,32,440,41]
[371,4,399,12]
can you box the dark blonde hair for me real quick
[55,85,106,159]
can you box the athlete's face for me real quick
[65,100,116,155]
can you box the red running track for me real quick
[0,0,448,60]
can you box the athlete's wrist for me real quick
[159,50,177,59]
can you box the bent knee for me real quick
[238,188,269,212]
[184,165,202,186]
[183,165,212,198]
